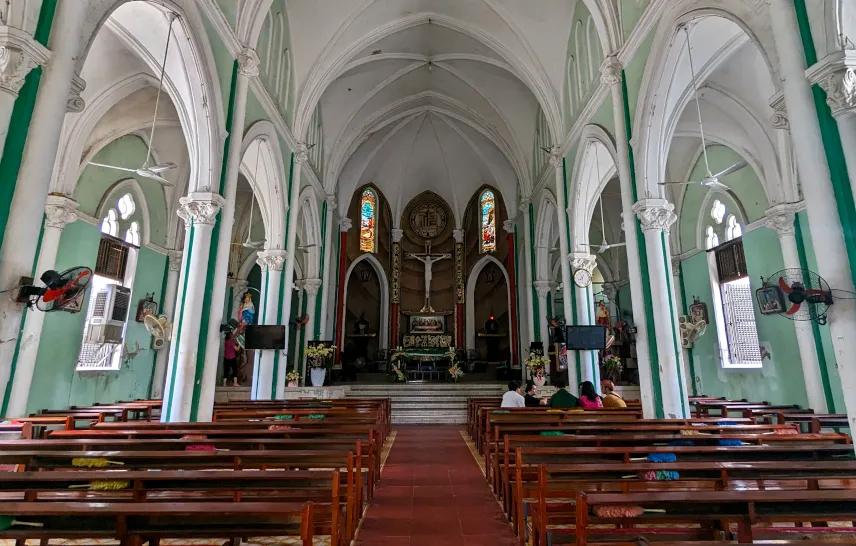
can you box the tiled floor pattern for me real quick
[354,426,517,546]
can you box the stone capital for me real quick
[167,250,183,272]
[391,228,404,243]
[67,74,86,113]
[502,219,515,234]
[303,278,322,296]
[808,51,856,119]
[518,196,530,213]
[548,147,563,169]
[294,143,309,164]
[569,252,597,274]
[632,198,677,233]
[325,193,337,209]
[764,202,801,237]
[452,229,465,244]
[340,217,352,232]
[237,47,260,78]
[44,194,78,230]
[178,192,226,227]
[0,27,48,97]
[600,55,623,88]
[256,249,287,271]
[533,280,552,299]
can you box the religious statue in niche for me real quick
[354,313,370,335]
[231,291,256,347]
[406,240,450,312]
[596,301,610,328]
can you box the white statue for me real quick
[406,241,451,312]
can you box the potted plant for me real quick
[601,354,623,383]
[446,346,464,383]
[524,349,549,386]
[305,343,336,387]
[390,348,407,383]
[286,370,301,388]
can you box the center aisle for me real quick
[356,426,517,546]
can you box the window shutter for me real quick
[95,236,129,281]
[715,238,747,283]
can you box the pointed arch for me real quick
[341,253,390,350]
[466,254,511,349]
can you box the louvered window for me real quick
[95,236,129,281]
[712,238,762,368]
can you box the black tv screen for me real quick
[565,325,607,350]
[244,325,286,350]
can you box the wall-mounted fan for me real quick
[658,25,748,191]
[88,15,178,186]
[19,267,92,312]
[678,315,707,348]
[143,314,172,350]
[755,269,848,325]
[290,315,310,330]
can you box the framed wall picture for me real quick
[135,294,159,323]
[689,297,709,325]
[756,285,786,315]
[409,314,446,334]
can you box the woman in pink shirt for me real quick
[578,381,603,408]
[222,333,239,387]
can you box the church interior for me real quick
[2,0,856,544]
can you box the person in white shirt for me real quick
[501,380,525,408]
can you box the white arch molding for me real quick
[340,253,390,350]
[465,254,512,350]
[240,121,290,247]
[534,190,558,282]
[95,178,153,247]
[296,186,323,279]
[568,126,619,251]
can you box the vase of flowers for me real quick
[525,349,549,386]
[286,370,301,388]
[446,346,464,383]
[390,348,407,383]
[306,343,336,387]
[601,354,623,383]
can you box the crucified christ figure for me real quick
[406,240,451,312]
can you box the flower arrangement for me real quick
[524,350,549,375]
[305,343,336,368]
[390,347,407,382]
[601,354,623,382]
[446,346,464,382]
[286,370,301,383]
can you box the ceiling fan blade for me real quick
[136,169,175,187]
[712,160,748,179]
[785,302,802,315]
[604,243,627,250]
[778,277,792,294]
[658,181,697,186]
[707,180,729,192]
[88,162,137,173]
[146,162,177,173]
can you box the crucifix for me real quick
[406,240,451,312]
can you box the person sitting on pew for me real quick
[523,380,549,407]
[600,380,627,409]
[501,381,526,408]
[549,379,579,409]
[578,381,603,408]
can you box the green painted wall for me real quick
[200,11,236,121]
[27,223,166,413]
[620,1,651,41]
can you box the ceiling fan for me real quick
[588,144,625,255]
[88,14,178,186]
[658,24,748,192]
[297,244,317,253]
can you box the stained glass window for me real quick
[359,188,376,252]
[480,190,496,253]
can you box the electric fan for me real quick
[678,315,707,349]
[20,267,93,312]
[756,269,838,324]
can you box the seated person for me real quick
[601,380,627,408]
[549,379,579,409]
[523,380,549,407]
[501,380,525,408]
[578,381,603,408]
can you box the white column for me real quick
[765,204,828,412]
[519,198,536,347]
[549,150,577,388]
[770,0,856,432]
[151,251,181,399]
[570,253,601,390]
[276,144,307,398]
[196,48,259,421]
[161,193,225,422]
[0,1,87,412]
[318,194,336,340]
[671,257,694,398]
[4,195,77,417]
[632,199,689,419]
[814,55,856,204]
[301,278,322,386]
[252,249,285,400]
[0,27,49,157]
[601,55,656,418]
[533,281,551,352]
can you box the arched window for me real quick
[705,225,719,250]
[480,190,496,253]
[101,209,119,238]
[725,215,742,241]
[117,193,135,220]
[359,188,376,252]
[124,221,140,247]
[567,56,576,114]
[711,200,726,224]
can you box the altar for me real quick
[399,316,454,381]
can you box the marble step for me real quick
[392,408,468,425]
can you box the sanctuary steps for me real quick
[347,382,505,424]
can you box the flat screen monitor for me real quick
[243,325,286,350]
[565,325,607,350]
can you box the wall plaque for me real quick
[409,203,447,239]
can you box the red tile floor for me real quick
[355,426,518,546]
